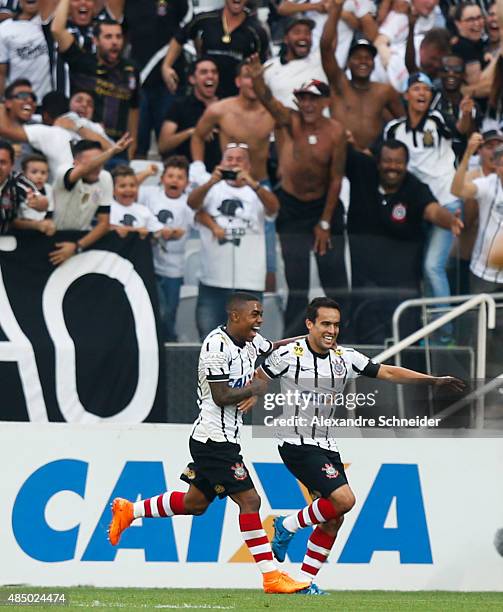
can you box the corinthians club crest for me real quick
[231,462,248,481]
[322,463,339,479]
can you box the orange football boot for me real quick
[108,497,134,546]
[263,570,310,594]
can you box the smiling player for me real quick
[257,297,464,594]
[108,292,310,595]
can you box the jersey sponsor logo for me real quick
[423,130,434,147]
[322,463,339,479]
[231,462,248,481]
[293,345,304,357]
[183,466,196,480]
[391,203,407,223]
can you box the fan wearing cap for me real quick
[248,52,348,337]
[385,71,462,342]
[277,0,377,67]
[262,16,326,109]
[320,0,403,150]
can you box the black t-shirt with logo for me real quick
[345,147,435,240]
[61,42,140,140]
[175,9,269,98]
[163,93,221,170]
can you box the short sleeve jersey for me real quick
[471,173,503,282]
[384,111,457,206]
[175,9,269,98]
[261,338,379,450]
[192,326,273,443]
[61,42,140,140]
[52,165,113,230]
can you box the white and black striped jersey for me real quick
[471,173,503,283]
[192,326,273,444]
[261,338,380,451]
[384,111,457,206]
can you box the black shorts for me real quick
[278,442,348,499]
[180,437,255,502]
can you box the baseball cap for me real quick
[348,39,377,58]
[284,16,316,34]
[293,79,330,98]
[482,130,503,145]
[406,72,434,90]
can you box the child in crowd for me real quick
[138,156,193,343]
[13,154,55,235]
[110,165,169,239]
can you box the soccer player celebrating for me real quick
[257,297,464,594]
[108,292,310,595]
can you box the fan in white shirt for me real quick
[110,165,171,241]
[263,16,327,109]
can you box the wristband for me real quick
[74,242,84,254]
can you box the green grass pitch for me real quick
[1,588,503,611]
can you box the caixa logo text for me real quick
[12,460,432,564]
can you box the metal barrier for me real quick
[375,294,497,420]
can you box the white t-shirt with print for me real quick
[139,186,195,278]
[110,200,163,231]
[0,15,52,100]
[197,181,272,291]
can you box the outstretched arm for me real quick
[67,133,133,186]
[248,54,292,129]
[320,0,347,94]
[377,364,465,391]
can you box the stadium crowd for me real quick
[1,0,503,345]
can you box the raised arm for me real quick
[277,1,326,17]
[405,10,419,74]
[451,133,483,200]
[50,0,75,53]
[248,54,292,128]
[67,133,133,185]
[320,0,347,94]
[105,0,125,20]
[191,105,221,162]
